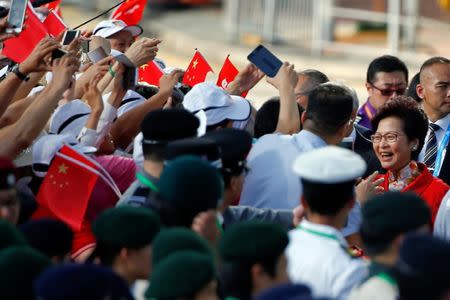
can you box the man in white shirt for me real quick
[286,146,368,300]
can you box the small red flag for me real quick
[217,56,238,89]
[36,146,99,231]
[2,3,48,63]
[43,10,67,37]
[216,56,249,98]
[138,60,164,86]
[182,50,213,87]
[111,0,148,26]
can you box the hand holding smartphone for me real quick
[247,45,283,78]
[87,47,108,64]
[62,30,81,46]
[6,0,27,34]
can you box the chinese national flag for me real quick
[111,0,148,26]
[216,56,249,98]
[138,60,164,86]
[2,3,48,63]
[182,50,213,87]
[36,146,99,231]
[43,10,67,37]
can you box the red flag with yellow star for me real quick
[138,60,164,86]
[182,50,213,87]
[36,146,99,231]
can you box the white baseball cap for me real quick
[183,82,251,126]
[292,146,366,183]
[49,100,91,138]
[93,20,143,39]
[32,134,96,177]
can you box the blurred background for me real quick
[30,0,450,106]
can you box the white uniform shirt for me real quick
[240,130,327,209]
[433,190,450,240]
[286,220,368,300]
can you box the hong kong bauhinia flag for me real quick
[216,56,249,98]
[182,50,213,87]
[111,0,148,26]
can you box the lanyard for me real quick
[297,225,339,242]
[433,123,450,176]
[136,172,159,192]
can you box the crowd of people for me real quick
[0,3,450,300]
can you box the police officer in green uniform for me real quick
[145,250,219,300]
[117,108,200,209]
[349,192,431,300]
[218,221,290,300]
[91,206,161,286]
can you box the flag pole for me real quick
[73,0,126,30]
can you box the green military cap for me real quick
[361,192,431,246]
[152,227,212,267]
[158,155,224,211]
[0,246,51,300]
[0,218,27,251]
[219,221,289,261]
[93,206,161,248]
[145,250,216,300]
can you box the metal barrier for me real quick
[224,0,315,50]
[224,0,450,59]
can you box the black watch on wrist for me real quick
[11,65,30,81]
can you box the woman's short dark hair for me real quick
[371,96,428,160]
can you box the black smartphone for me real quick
[51,48,68,61]
[247,44,283,78]
[80,39,90,53]
[62,30,80,46]
[122,67,137,90]
[6,0,27,34]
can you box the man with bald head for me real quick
[294,69,329,109]
[417,57,450,185]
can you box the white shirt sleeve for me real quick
[78,127,99,147]
[95,101,118,147]
[434,190,450,240]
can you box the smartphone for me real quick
[6,0,27,34]
[87,47,108,64]
[122,67,137,90]
[247,45,283,78]
[52,48,68,61]
[80,39,90,53]
[62,30,80,46]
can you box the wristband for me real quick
[108,65,116,78]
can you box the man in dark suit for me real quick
[416,57,450,185]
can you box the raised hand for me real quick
[267,61,297,90]
[125,37,161,67]
[226,63,265,96]
[20,37,61,74]
[82,73,104,114]
[49,54,80,92]
[158,69,184,96]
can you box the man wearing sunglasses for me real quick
[357,55,408,130]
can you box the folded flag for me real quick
[138,60,164,86]
[111,0,148,26]
[43,10,67,37]
[182,50,213,87]
[2,3,48,63]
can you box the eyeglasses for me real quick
[370,84,406,97]
[370,132,405,144]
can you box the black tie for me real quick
[424,123,441,169]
